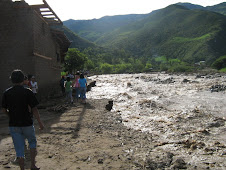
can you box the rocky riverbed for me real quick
[0,72,225,169]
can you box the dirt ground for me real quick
[0,73,226,170]
[0,97,154,170]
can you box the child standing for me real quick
[64,77,73,104]
[73,72,80,102]
[30,76,38,96]
[79,74,87,104]
[59,76,66,95]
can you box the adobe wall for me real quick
[0,0,63,103]
[32,10,62,100]
[0,1,35,102]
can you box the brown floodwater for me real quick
[87,73,226,169]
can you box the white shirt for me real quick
[30,81,38,94]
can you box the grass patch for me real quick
[171,33,212,43]
[155,56,167,63]
[220,67,226,72]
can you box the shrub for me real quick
[168,64,193,72]
[144,63,153,72]
[212,55,226,70]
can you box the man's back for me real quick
[2,85,38,127]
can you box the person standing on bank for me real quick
[2,69,44,170]
[79,74,87,104]
[30,76,38,96]
[64,76,73,104]
[73,72,80,102]
[59,76,66,95]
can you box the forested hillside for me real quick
[52,26,96,51]
[63,14,150,42]
[62,3,226,73]
[178,2,226,15]
[96,5,226,64]
[206,2,226,15]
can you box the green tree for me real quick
[85,59,95,70]
[114,63,133,73]
[144,63,153,72]
[100,63,114,74]
[64,48,87,73]
[133,59,144,73]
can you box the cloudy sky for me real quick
[16,0,226,21]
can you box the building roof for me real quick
[31,0,62,25]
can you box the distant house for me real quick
[0,0,70,102]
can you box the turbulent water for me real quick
[87,73,226,168]
[87,73,226,128]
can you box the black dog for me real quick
[89,81,96,87]
[105,100,113,111]
[86,81,96,92]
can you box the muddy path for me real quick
[1,98,152,170]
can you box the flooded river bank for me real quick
[1,72,225,169]
[87,73,226,169]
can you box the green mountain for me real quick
[62,3,226,71]
[206,2,226,15]
[177,2,226,15]
[96,5,226,64]
[52,25,96,51]
[63,2,226,43]
[63,14,151,42]
[176,2,204,10]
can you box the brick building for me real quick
[0,0,70,102]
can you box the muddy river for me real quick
[87,73,226,169]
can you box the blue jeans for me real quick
[66,90,73,103]
[74,87,80,100]
[80,87,86,99]
[9,126,37,158]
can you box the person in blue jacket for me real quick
[79,74,87,103]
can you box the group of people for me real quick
[60,72,87,104]
[1,70,88,170]
[1,70,44,170]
